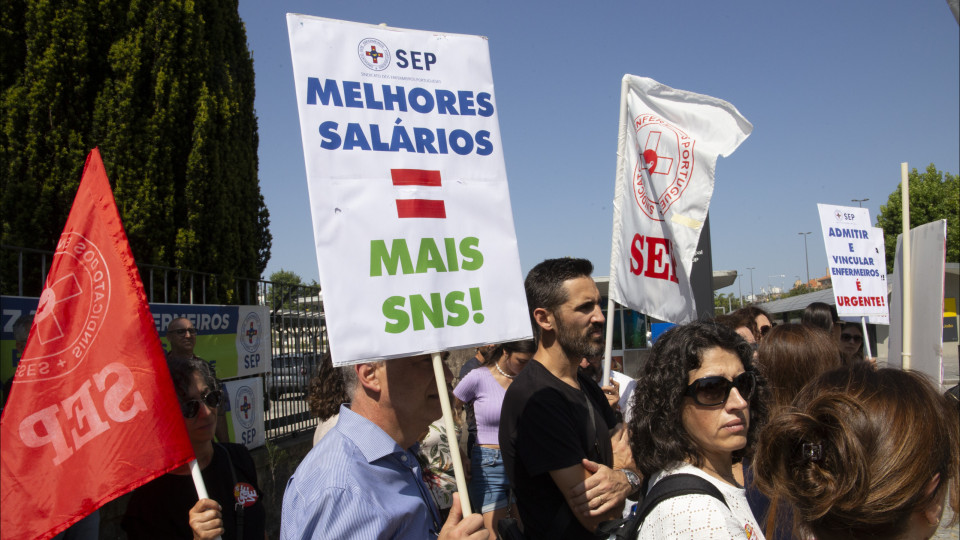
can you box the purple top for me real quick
[453,366,506,446]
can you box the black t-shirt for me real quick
[499,360,617,540]
[122,443,265,540]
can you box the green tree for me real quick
[268,269,303,311]
[713,292,743,314]
[1,0,271,298]
[876,164,958,273]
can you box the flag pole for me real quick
[900,162,912,369]
[860,316,873,359]
[432,352,472,516]
[190,460,222,540]
[604,75,631,386]
[602,298,616,387]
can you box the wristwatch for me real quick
[619,468,642,497]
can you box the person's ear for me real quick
[921,473,944,527]
[356,362,383,394]
[533,307,554,332]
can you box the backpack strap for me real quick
[595,473,728,539]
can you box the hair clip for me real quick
[802,442,823,462]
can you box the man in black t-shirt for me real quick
[499,258,640,539]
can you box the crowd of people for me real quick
[103,258,957,540]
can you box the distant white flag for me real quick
[609,76,752,322]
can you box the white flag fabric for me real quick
[609,76,752,323]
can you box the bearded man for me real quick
[499,258,640,539]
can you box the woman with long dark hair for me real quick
[627,321,769,539]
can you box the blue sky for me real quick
[240,1,958,299]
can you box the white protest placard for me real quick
[817,204,889,319]
[887,220,947,379]
[288,15,530,365]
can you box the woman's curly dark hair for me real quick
[307,352,348,421]
[167,356,218,407]
[628,320,769,477]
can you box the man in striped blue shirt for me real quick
[281,353,485,539]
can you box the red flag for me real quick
[0,149,195,540]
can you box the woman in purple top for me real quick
[454,339,536,539]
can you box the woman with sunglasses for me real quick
[837,322,866,365]
[122,357,266,539]
[627,321,769,539]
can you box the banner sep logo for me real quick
[632,114,696,222]
[357,37,437,72]
[21,232,111,381]
[358,38,390,70]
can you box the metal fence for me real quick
[1,244,325,443]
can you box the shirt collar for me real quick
[336,404,417,464]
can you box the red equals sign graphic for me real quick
[391,169,446,219]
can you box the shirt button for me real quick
[401,455,407,462]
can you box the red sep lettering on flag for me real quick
[628,233,680,283]
[0,149,195,540]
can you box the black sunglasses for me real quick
[840,332,863,344]
[171,328,198,336]
[684,372,756,406]
[181,390,222,418]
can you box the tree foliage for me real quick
[876,164,958,273]
[713,292,744,314]
[1,0,271,297]
[268,269,303,311]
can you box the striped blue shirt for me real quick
[281,404,441,539]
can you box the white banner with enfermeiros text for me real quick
[288,15,530,365]
[609,76,752,323]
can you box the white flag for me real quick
[609,76,752,323]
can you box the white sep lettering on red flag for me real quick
[1,149,194,540]
[18,362,148,466]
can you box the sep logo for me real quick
[358,38,391,71]
[19,232,111,381]
[240,311,261,354]
[358,37,437,71]
[632,114,696,221]
[833,209,858,223]
[235,385,256,430]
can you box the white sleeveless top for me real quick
[636,462,765,540]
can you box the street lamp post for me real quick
[738,273,743,307]
[852,198,869,208]
[747,267,756,302]
[799,231,812,284]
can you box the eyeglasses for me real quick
[181,390,222,418]
[840,333,863,344]
[684,372,756,406]
[171,328,198,336]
